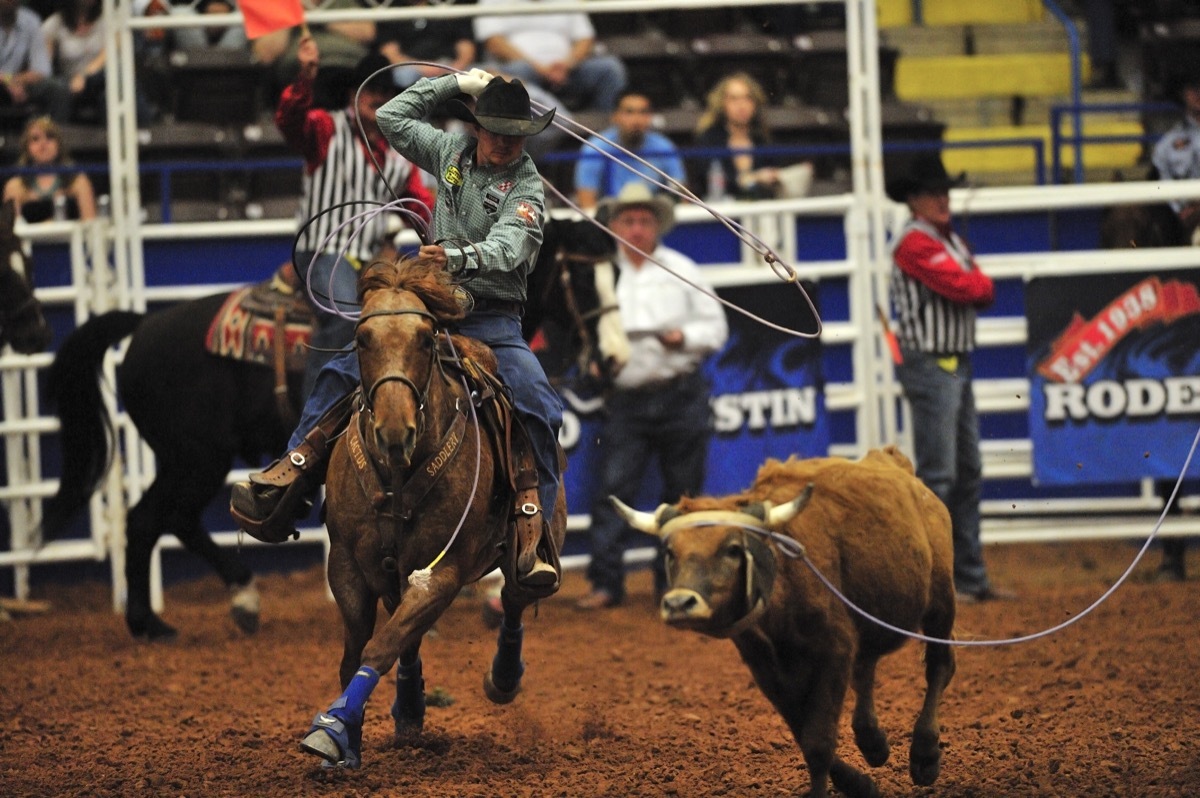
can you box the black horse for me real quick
[41,217,615,640]
[0,199,51,355]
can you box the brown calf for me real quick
[612,446,957,798]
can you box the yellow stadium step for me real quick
[896,53,1091,101]
[942,120,1143,178]
[877,0,913,29]
[922,0,1044,26]
[878,0,1044,28]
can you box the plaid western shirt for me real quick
[377,75,546,303]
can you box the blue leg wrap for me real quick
[301,666,380,768]
[391,657,425,733]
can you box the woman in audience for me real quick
[41,0,107,122]
[693,71,782,200]
[2,115,97,223]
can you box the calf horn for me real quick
[754,483,815,528]
[608,497,677,535]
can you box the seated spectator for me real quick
[2,114,96,222]
[41,0,106,123]
[0,0,70,123]
[170,0,248,52]
[1151,63,1200,244]
[474,0,626,112]
[375,0,474,89]
[253,0,375,108]
[694,71,787,201]
[573,90,685,210]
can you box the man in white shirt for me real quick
[473,0,626,111]
[577,183,728,609]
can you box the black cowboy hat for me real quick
[885,152,966,202]
[445,77,556,137]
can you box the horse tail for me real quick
[41,310,144,538]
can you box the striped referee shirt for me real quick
[296,111,422,262]
[889,218,994,354]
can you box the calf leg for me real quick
[849,656,890,767]
[910,601,956,786]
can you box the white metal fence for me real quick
[3,1,1199,613]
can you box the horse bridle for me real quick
[354,308,444,430]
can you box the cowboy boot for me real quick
[230,393,356,543]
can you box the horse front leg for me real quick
[299,544,379,769]
[302,567,461,768]
[391,643,425,736]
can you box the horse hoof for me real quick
[127,613,178,642]
[300,729,359,769]
[909,728,942,786]
[229,580,260,635]
[300,712,362,770]
[483,671,521,705]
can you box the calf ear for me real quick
[743,532,778,614]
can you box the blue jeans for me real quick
[585,371,713,601]
[295,250,360,403]
[288,309,563,522]
[488,55,627,111]
[895,349,990,595]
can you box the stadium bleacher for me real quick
[3,1,1188,218]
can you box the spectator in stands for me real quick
[2,114,96,222]
[1151,67,1200,244]
[576,183,728,610]
[694,71,784,201]
[41,0,107,123]
[474,0,626,112]
[573,89,685,210]
[0,0,70,122]
[375,0,474,90]
[886,152,1014,604]
[170,0,248,52]
[275,35,433,400]
[254,0,375,109]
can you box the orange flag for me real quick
[240,0,305,40]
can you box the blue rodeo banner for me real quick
[556,281,828,514]
[1026,271,1200,485]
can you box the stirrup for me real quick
[230,464,315,544]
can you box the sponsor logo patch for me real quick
[515,201,538,227]
[444,164,463,186]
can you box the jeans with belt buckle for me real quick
[895,348,989,595]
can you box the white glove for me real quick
[455,68,495,98]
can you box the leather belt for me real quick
[472,298,523,316]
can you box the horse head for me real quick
[355,256,465,471]
[525,218,628,385]
[0,198,52,354]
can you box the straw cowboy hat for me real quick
[446,77,556,137]
[885,152,966,203]
[596,182,676,234]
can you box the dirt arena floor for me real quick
[2,538,1197,797]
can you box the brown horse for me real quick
[298,256,566,769]
[0,199,51,354]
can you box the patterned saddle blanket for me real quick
[204,270,314,373]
